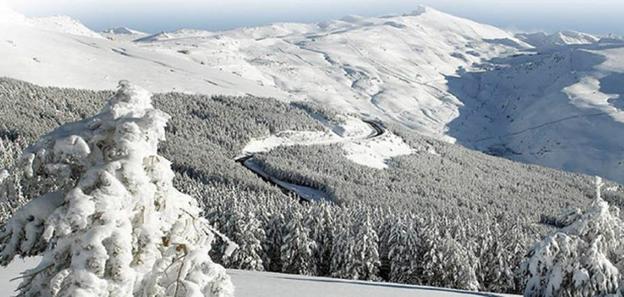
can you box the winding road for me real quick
[234,119,385,202]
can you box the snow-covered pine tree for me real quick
[0,137,26,222]
[0,82,234,297]
[305,203,334,276]
[263,211,285,272]
[351,211,381,281]
[421,217,480,291]
[222,209,265,271]
[329,209,380,280]
[521,177,624,297]
[330,211,353,279]
[280,207,316,275]
[474,222,518,293]
[387,217,420,284]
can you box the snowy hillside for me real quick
[0,7,284,97]
[448,40,624,183]
[134,6,526,140]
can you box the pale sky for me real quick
[6,0,624,35]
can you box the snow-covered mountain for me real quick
[517,31,600,48]
[0,6,285,97]
[101,26,147,41]
[448,39,624,183]
[1,5,623,183]
[134,6,527,140]
[102,26,145,35]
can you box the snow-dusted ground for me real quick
[0,259,517,297]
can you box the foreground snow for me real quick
[231,270,519,297]
[0,259,517,297]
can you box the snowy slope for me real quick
[0,259,517,297]
[134,6,526,140]
[447,40,624,183]
[0,7,285,97]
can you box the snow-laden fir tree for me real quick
[330,210,380,280]
[0,81,234,297]
[521,177,624,297]
[387,218,420,284]
[0,137,26,222]
[280,207,316,275]
[474,223,518,293]
[420,220,480,291]
[351,211,381,281]
[304,203,334,276]
[222,209,265,271]
[330,215,353,279]
[263,212,284,272]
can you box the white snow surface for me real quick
[241,115,415,169]
[0,7,285,97]
[342,133,415,169]
[0,259,518,297]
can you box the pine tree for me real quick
[330,209,380,280]
[388,218,420,284]
[263,212,285,272]
[280,207,316,275]
[522,177,624,297]
[305,203,334,276]
[330,212,353,279]
[223,209,265,271]
[0,82,233,297]
[352,211,381,281]
[421,219,480,291]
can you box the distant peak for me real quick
[340,15,366,23]
[133,31,171,43]
[404,5,429,17]
[103,27,145,35]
